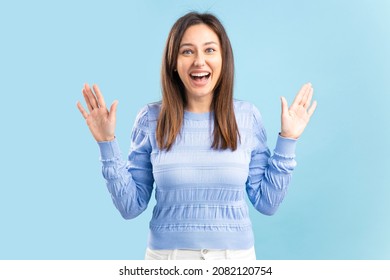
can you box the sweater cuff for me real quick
[274,134,297,159]
[97,138,121,160]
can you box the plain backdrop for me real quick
[1,0,389,259]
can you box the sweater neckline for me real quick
[184,110,213,121]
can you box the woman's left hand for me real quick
[280,82,317,139]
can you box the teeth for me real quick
[191,72,210,77]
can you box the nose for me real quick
[194,52,205,67]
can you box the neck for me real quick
[185,95,212,113]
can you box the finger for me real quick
[308,100,317,117]
[108,100,118,122]
[82,88,94,113]
[291,83,310,107]
[303,87,314,109]
[84,83,99,109]
[76,101,89,119]
[300,84,312,107]
[93,84,107,109]
[281,96,289,116]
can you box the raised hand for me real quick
[76,83,118,142]
[280,82,317,139]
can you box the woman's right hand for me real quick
[77,83,118,142]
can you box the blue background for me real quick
[1,0,389,260]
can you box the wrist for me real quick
[96,136,115,142]
[279,132,298,140]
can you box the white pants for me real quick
[145,247,256,260]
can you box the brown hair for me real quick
[157,12,239,151]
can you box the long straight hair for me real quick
[157,12,239,151]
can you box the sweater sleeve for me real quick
[97,106,154,219]
[245,105,297,216]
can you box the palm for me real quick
[86,106,115,141]
[280,83,317,139]
[77,83,118,142]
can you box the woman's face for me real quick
[176,24,222,107]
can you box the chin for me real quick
[189,90,213,98]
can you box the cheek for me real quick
[209,57,222,73]
[176,59,189,71]
[177,71,188,84]
[176,63,187,81]
[211,62,222,78]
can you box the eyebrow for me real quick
[179,41,219,48]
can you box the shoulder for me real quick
[233,99,264,126]
[136,101,161,119]
[137,101,161,121]
[145,101,161,121]
[233,99,252,111]
[233,99,261,114]
[133,101,161,130]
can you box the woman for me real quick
[77,12,317,260]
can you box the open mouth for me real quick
[190,72,211,81]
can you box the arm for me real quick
[77,84,154,219]
[98,107,154,219]
[246,107,297,216]
[246,83,317,215]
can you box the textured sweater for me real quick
[97,100,297,250]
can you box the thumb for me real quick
[109,100,118,122]
[281,96,288,116]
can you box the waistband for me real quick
[147,229,254,250]
[145,246,256,260]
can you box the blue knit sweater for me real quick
[97,100,297,250]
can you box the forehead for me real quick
[180,24,220,45]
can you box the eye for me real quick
[181,49,193,55]
[205,48,216,53]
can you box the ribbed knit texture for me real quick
[98,100,297,250]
